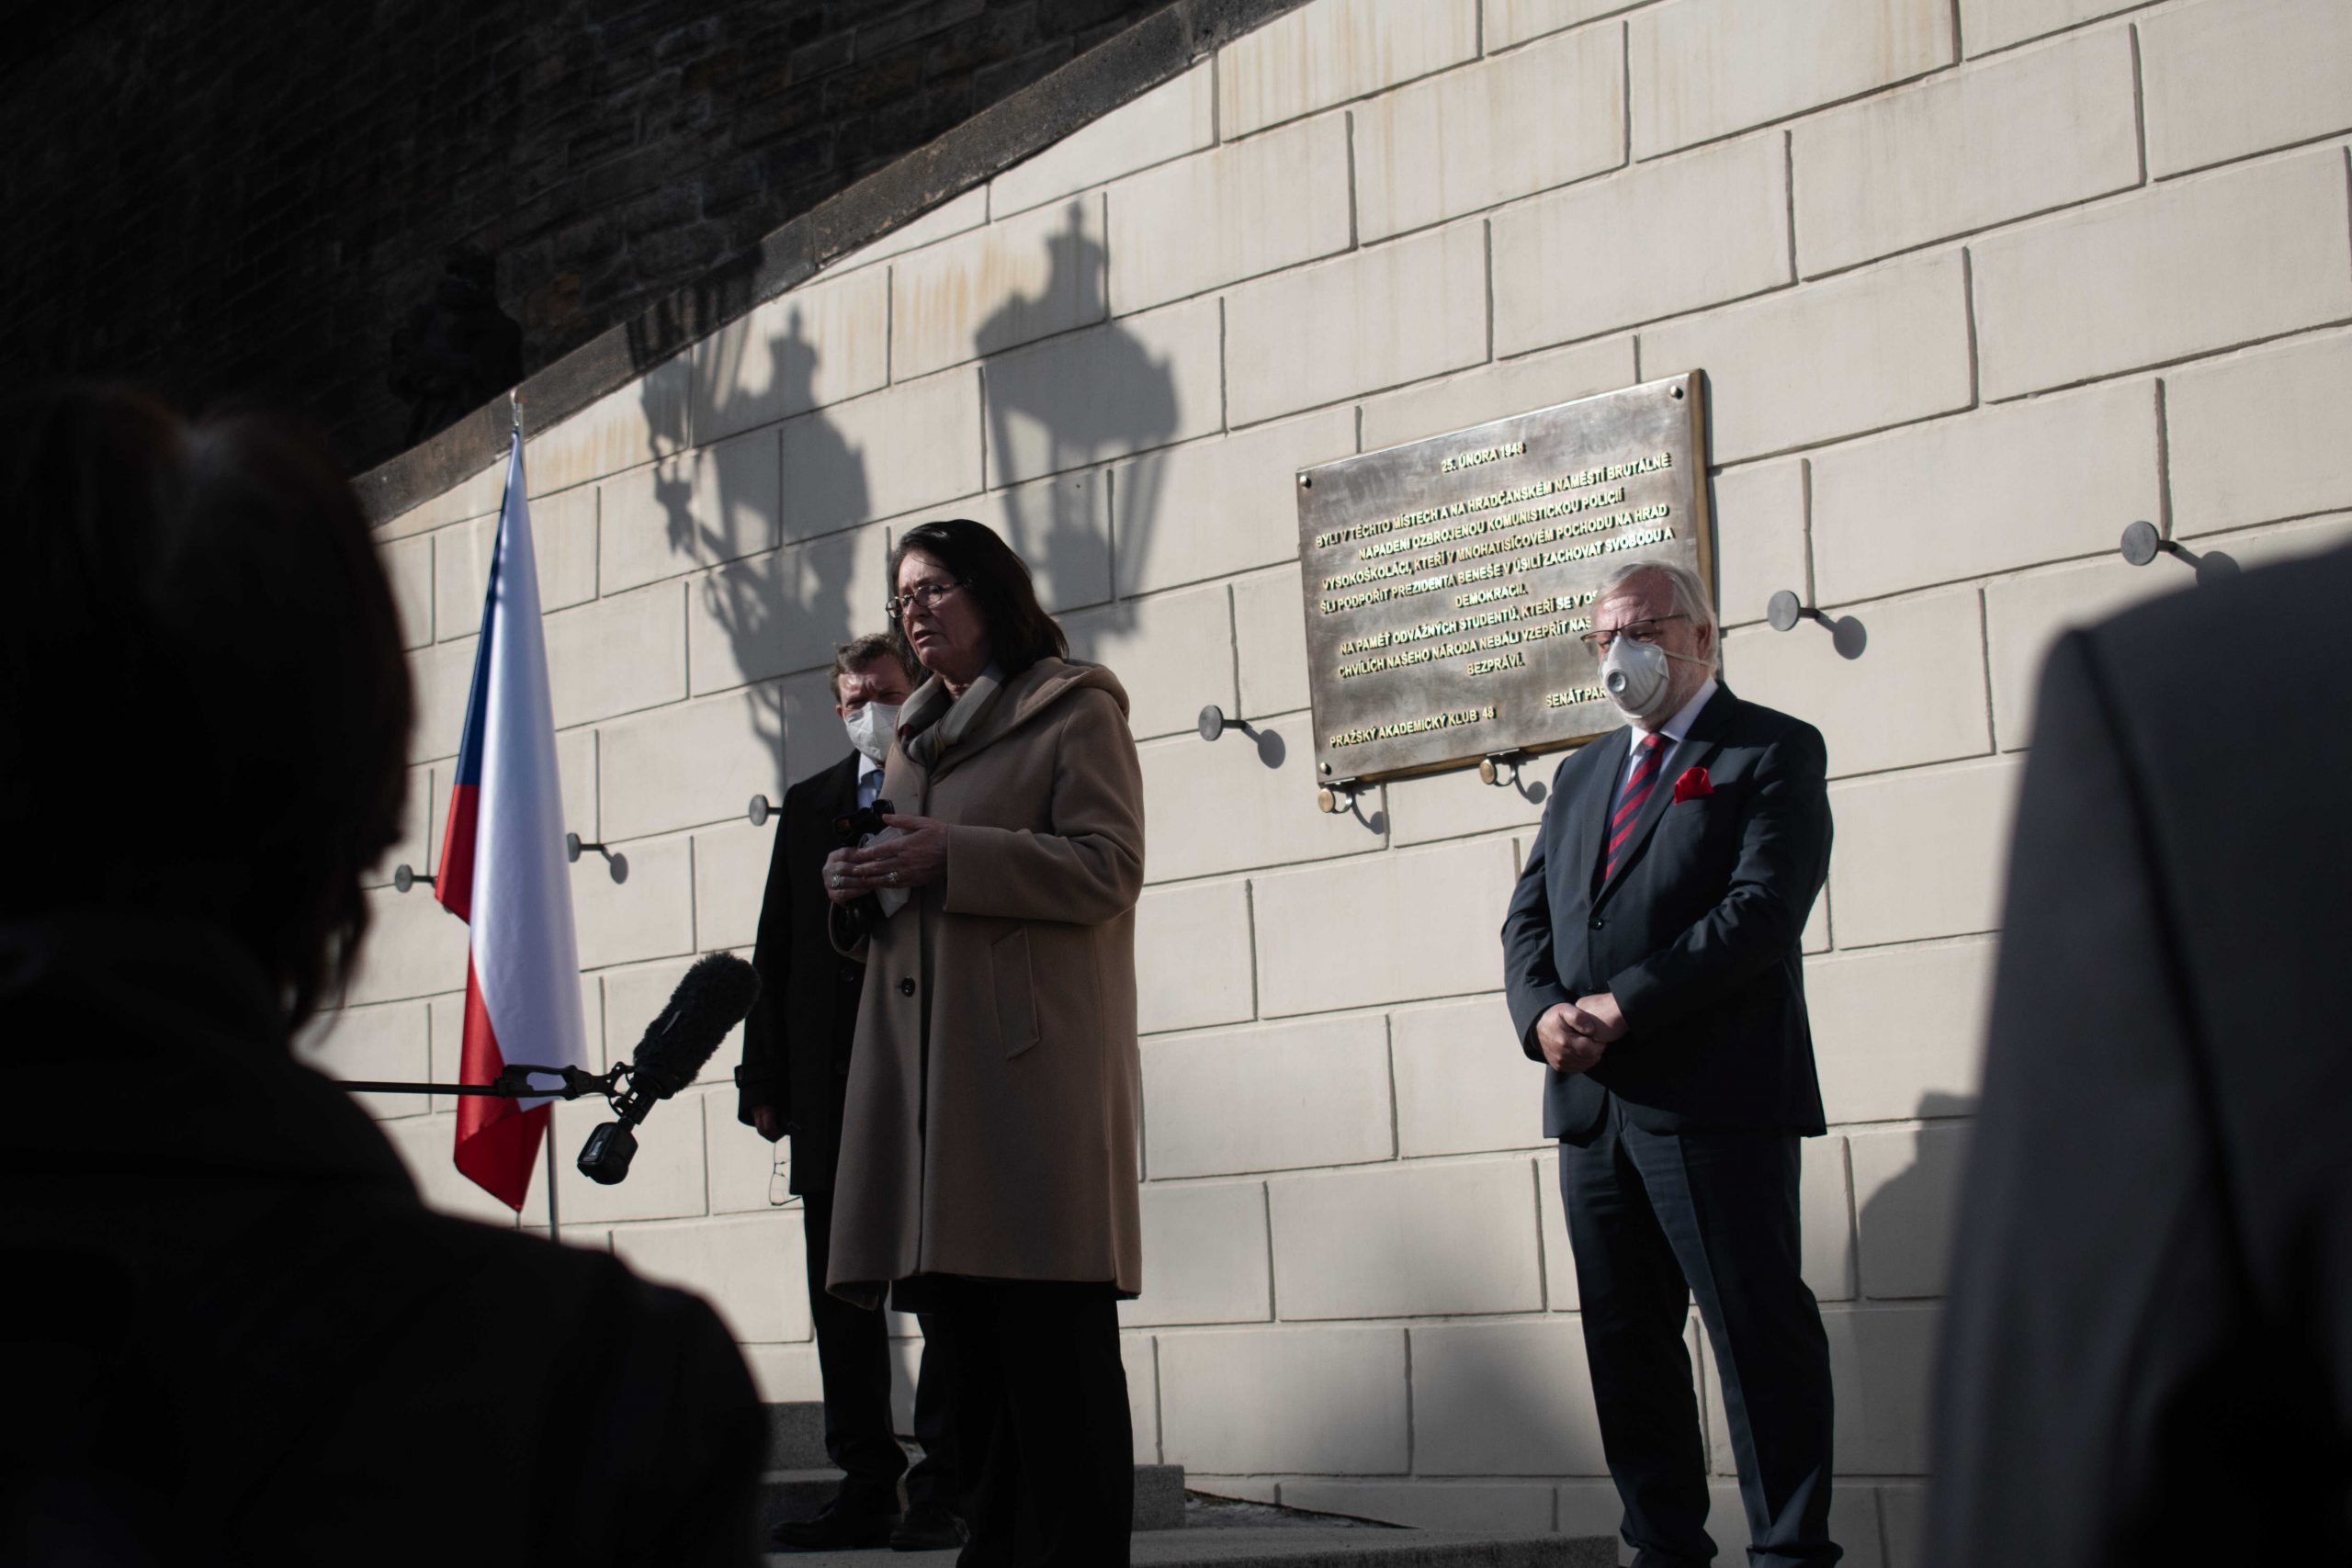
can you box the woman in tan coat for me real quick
[821,518,1145,1567]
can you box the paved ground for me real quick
[765,1525,1615,1568]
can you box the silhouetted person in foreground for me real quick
[1928,543,2352,1564]
[0,386,765,1568]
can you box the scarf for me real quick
[875,663,1007,920]
[899,661,1007,774]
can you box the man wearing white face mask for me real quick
[737,634,964,1551]
[1502,562,1838,1568]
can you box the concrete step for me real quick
[763,1401,1185,1530]
[761,1462,1188,1531]
[764,1524,1613,1566]
[765,1401,830,1471]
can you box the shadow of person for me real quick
[976,201,1176,636]
[1854,1090,1978,1302]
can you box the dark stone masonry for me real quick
[0,0,1170,473]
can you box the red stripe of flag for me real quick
[452,966,548,1211]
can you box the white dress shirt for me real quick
[1622,674,1720,788]
[856,753,884,809]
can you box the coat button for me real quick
[1589,917,1605,930]
[898,976,916,996]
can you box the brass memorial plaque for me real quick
[1295,372,1713,784]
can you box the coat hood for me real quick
[1001,656,1129,727]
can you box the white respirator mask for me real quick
[842,701,901,764]
[1599,637,1699,721]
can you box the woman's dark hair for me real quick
[888,519,1068,676]
[0,385,413,1027]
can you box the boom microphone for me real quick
[578,953,762,1186]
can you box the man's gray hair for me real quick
[1598,560,1721,668]
[831,632,917,699]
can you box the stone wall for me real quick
[0,0,1170,474]
[318,0,2352,1561]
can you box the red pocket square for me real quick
[1672,766,1713,803]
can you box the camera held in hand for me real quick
[832,797,895,845]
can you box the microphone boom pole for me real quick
[329,953,763,1190]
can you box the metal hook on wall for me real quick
[391,863,435,894]
[1199,705,1286,768]
[565,831,628,884]
[747,795,775,828]
[1767,591,1868,660]
[2120,521,2238,584]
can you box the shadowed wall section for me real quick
[0,0,1175,473]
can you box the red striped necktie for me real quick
[1606,733,1668,881]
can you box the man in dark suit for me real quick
[1503,560,1838,1567]
[1927,543,2352,1565]
[736,634,959,1551]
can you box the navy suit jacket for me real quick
[1501,683,1832,1145]
[736,750,867,1192]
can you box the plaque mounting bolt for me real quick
[1478,751,1536,788]
[2120,521,2239,584]
[1316,778,1385,833]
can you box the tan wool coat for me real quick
[826,657,1145,1309]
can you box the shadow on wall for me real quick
[633,204,1183,801]
[1855,1091,1976,1305]
[979,202,1175,639]
[641,305,868,781]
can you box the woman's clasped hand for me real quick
[822,814,950,903]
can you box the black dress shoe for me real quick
[888,1504,968,1551]
[770,1494,900,1551]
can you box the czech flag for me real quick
[435,431,588,1211]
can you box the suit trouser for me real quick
[800,1184,956,1512]
[926,1276,1134,1568]
[1561,1096,1838,1567]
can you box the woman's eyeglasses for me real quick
[886,581,967,620]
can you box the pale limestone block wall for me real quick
[306,0,2352,1558]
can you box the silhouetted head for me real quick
[887,519,1067,688]
[0,385,413,1026]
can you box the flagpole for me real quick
[544,1120,561,1244]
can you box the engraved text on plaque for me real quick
[1295,373,1714,783]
